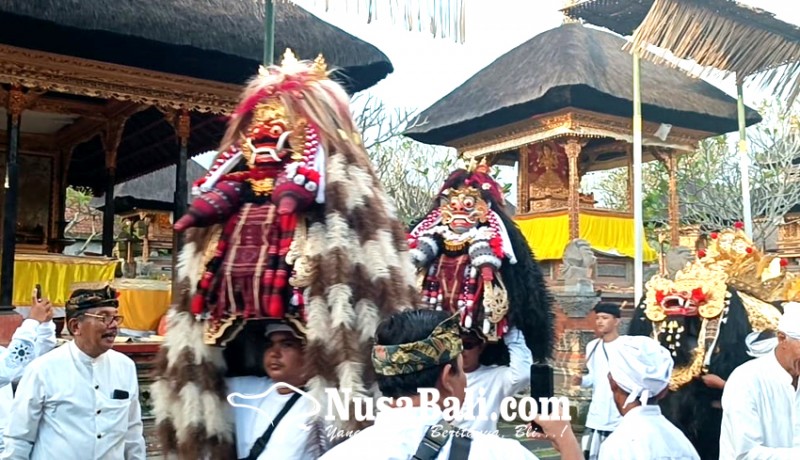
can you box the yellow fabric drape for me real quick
[515,211,658,261]
[118,289,172,332]
[13,255,118,307]
[69,279,173,332]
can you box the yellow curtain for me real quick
[118,289,172,332]
[515,211,658,261]
[13,255,118,307]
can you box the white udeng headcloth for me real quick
[778,302,800,340]
[608,335,674,409]
[745,331,778,358]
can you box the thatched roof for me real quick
[562,0,800,105]
[0,0,393,93]
[404,23,761,147]
[92,160,208,215]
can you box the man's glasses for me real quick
[83,313,124,326]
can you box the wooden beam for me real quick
[0,44,239,114]
[100,118,126,258]
[56,100,144,151]
[0,131,56,152]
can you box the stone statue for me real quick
[561,239,596,293]
[665,247,693,279]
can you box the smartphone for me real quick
[34,284,42,301]
[529,363,554,433]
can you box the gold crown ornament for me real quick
[699,224,790,302]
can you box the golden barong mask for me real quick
[240,99,308,168]
[439,187,490,234]
[644,261,728,322]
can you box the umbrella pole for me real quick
[737,78,753,238]
[263,0,276,66]
[633,52,644,303]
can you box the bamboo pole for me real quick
[737,78,753,239]
[633,52,644,303]
[263,0,276,66]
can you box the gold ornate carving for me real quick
[177,110,191,141]
[0,44,239,114]
[7,85,25,119]
[455,108,710,160]
[563,138,583,240]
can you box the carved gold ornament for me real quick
[644,260,729,322]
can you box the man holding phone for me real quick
[0,288,57,453]
[2,286,145,459]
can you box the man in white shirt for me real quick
[600,335,699,460]
[572,302,622,459]
[719,302,800,459]
[1,286,145,460]
[458,326,532,434]
[227,317,318,460]
[0,291,57,453]
[320,309,583,460]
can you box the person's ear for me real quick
[67,317,80,336]
[439,363,458,395]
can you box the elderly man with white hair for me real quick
[720,302,800,458]
[599,335,700,460]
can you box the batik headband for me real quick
[66,286,119,312]
[371,313,463,377]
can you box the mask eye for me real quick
[463,197,475,209]
[269,125,284,137]
[450,197,459,208]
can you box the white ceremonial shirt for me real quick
[459,327,532,434]
[720,351,800,459]
[320,404,539,460]
[1,341,145,460]
[599,405,700,460]
[582,338,622,432]
[0,319,56,453]
[227,376,317,460]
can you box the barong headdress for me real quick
[66,285,119,313]
[152,49,420,459]
[607,335,674,409]
[372,313,463,376]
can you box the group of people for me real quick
[580,301,800,459]
[0,286,145,459]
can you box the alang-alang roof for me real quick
[405,22,761,147]
[0,0,393,93]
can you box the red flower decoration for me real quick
[734,222,744,230]
[698,249,707,258]
[746,247,753,254]
[691,287,707,305]
[781,258,789,267]
[710,232,718,239]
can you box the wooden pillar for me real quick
[653,148,680,247]
[667,152,679,247]
[173,110,190,247]
[517,145,530,214]
[564,138,583,241]
[101,120,125,257]
[0,86,24,308]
